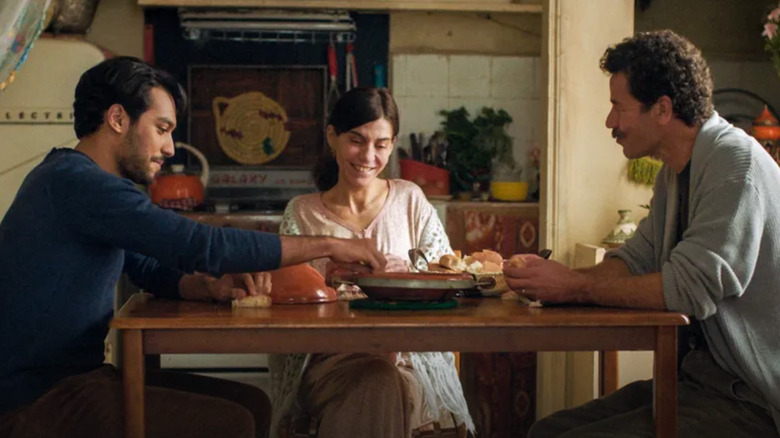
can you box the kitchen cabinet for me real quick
[445,201,539,438]
[136,0,542,12]
[445,201,539,257]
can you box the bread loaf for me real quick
[469,250,503,266]
[231,294,272,308]
[439,254,466,272]
[427,262,454,273]
[481,260,502,273]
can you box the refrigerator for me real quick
[0,36,106,219]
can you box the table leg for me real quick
[123,329,145,438]
[654,326,677,438]
[599,351,619,396]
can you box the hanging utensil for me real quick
[326,40,340,114]
[345,47,352,93]
[345,43,358,91]
[410,133,421,161]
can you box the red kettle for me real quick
[149,142,210,210]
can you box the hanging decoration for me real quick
[627,157,662,186]
[0,0,51,92]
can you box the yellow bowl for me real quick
[490,181,528,201]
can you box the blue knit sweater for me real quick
[0,148,282,415]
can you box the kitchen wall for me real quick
[87,0,144,58]
[637,0,780,131]
[389,11,542,186]
[391,53,541,180]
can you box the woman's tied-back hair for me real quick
[600,29,713,127]
[73,56,187,139]
[313,87,400,191]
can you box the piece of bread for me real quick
[508,254,527,268]
[439,254,466,272]
[481,260,502,273]
[231,294,272,308]
[463,258,483,275]
[469,249,504,266]
[427,262,455,273]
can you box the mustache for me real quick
[612,129,625,139]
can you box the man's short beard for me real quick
[119,159,152,185]
[118,127,153,185]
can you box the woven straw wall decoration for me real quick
[212,92,290,165]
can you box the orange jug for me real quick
[149,142,210,210]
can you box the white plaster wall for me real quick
[391,53,541,182]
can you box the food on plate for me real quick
[439,253,467,272]
[461,256,483,274]
[426,262,453,273]
[435,250,503,274]
[469,249,503,266]
[232,294,272,308]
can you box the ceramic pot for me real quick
[601,209,637,247]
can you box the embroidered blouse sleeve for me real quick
[417,201,453,263]
[279,198,302,237]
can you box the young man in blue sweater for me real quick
[0,57,385,438]
[504,30,780,437]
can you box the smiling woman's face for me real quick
[328,117,396,189]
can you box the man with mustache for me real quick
[504,30,780,437]
[0,57,386,438]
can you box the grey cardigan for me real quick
[610,113,780,433]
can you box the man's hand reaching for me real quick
[180,272,272,302]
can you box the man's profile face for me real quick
[605,72,660,159]
[117,87,177,185]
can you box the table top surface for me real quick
[111,294,689,330]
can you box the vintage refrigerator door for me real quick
[0,37,106,219]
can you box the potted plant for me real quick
[439,107,516,196]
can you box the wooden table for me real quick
[111,294,688,438]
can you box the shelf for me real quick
[137,0,543,14]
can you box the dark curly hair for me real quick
[600,29,713,127]
[313,87,399,191]
[73,56,187,139]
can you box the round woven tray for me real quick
[212,92,290,165]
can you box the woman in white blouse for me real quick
[268,87,473,438]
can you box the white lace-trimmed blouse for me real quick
[268,179,474,437]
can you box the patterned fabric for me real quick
[270,179,471,437]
